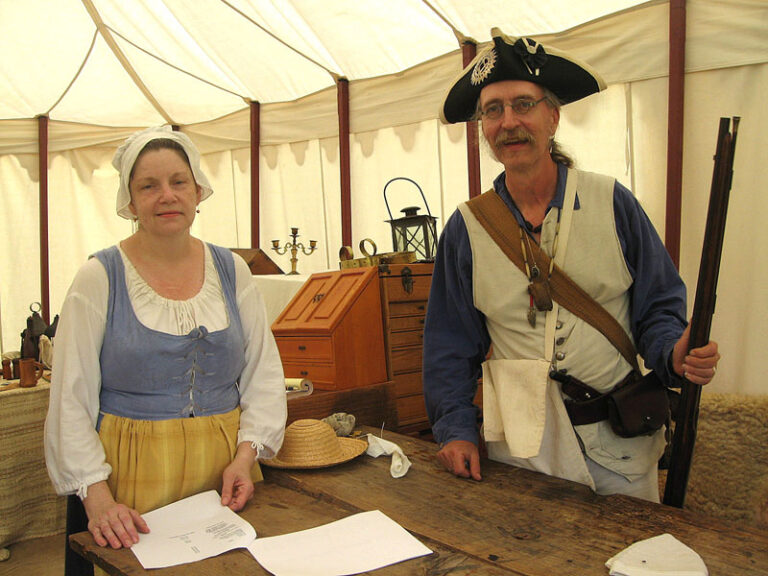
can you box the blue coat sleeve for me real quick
[613,181,688,383]
[422,209,490,446]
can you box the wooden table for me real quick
[70,426,768,575]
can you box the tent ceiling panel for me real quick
[1,0,653,127]
[431,0,647,38]
[278,0,457,79]
[0,0,96,118]
[1,0,766,137]
[50,37,168,126]
[103,0,338,101]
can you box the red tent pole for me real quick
[462,42,481,199]
[250,101,261,249]
[665,0,686,267]
[338,78,352,247]
[38,115,50,323]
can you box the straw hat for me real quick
[261,419,368,469]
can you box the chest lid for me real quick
[272,266,379,335]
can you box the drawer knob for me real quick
[300,370,309,376]
[298,345,306,351]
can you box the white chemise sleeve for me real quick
[232,255,287,459]
[44,257,111,498]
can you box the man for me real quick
[422,28,720,502]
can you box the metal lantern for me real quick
[383,177,437,261]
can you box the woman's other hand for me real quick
[82,481,149,548]
[221,442,256,511]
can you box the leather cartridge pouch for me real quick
[605,370,669,438]
[553,370,670,438]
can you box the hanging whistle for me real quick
[527,307,537,328]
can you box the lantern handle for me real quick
[383,177,433,220]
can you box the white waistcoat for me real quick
[458,169,665,485]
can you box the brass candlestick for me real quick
[271,227,317,275]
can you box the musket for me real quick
[663,116,740,508]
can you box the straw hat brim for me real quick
[260,419,369,469]
[263,436,368,469]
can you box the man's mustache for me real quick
[494,128,536,147]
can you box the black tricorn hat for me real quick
[441,28,606,124]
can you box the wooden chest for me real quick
[378,262,434,435]
[272,267,387,391]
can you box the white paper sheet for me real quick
[247,509,432,576]
[131,490,256,569]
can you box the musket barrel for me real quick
[663,116,739,508]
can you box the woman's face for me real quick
[128,148,201,236]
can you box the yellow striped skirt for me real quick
[98,407,262,514]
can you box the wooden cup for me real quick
[18,358,44,388]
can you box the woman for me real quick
[45,126,286,554]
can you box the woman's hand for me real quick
[221,442,256,511]
[82,481,149,548]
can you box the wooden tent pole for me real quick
[338,78,352,247]
[250,101,261,249]
[37,115,50,323]
[462,42,482,199]
[665,0,686,267]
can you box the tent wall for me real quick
[0,0,766,398]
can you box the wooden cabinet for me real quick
[378,262,434,435]
[272,267,387,391]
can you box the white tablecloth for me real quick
[252,274,309,327]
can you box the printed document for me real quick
[131,490,255,569]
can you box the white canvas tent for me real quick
[0,0,766,396]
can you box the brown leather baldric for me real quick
[465,189,641,373]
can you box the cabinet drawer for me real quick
[393,372,423,397]
[389,301,427,318]
[389,329,424,348]
[281,362,336,388]
[391,346,423,374]
[389,315,425,332]
[276,337,333,362]
[396,394,428,426]
[382,275,432,303]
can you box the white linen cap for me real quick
[111,126,213,220]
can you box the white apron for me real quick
[480,170,594,489]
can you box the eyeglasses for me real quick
[479,97,548,121]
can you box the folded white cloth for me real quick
[365,434,411,478]
[606,533,708,576]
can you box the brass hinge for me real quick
[401,267,413,294]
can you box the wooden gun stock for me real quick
[663,117,740,508]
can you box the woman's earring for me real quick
[196,208,200,214]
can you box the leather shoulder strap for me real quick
[465,189,640,372]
